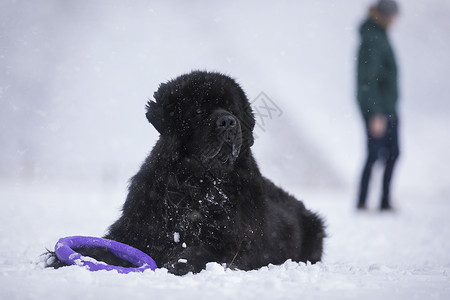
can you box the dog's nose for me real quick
[216,115,237,130]
[216,115,237,143]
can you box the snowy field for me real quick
[1,0,450,299]
[1,182,449,299]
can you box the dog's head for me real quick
[146,71,255,173]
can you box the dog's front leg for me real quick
[164,246,216,275]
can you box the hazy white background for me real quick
[1,0,449,193]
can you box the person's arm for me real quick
[358,37,388,138]
[357,37,383,116]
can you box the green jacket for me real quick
[357,18,398,117]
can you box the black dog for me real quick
[48,71,325,275]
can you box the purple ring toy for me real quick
[54,236,157,273]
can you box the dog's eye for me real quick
[196,108,204,115]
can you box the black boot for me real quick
[357,202,367,211]
[380,196,394,211]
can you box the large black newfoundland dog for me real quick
[48,71,325,275]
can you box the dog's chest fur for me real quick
[163,173,237,247]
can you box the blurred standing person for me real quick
[356,0,400,211]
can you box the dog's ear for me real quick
[146,100,166,134]
[146,82,171,134]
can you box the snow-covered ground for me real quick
[1,182,449,300]
[1,0,450,299]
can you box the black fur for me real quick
[47,71,325,275]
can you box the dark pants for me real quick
[358,114,400,208]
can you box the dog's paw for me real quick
[166,258,196,276]
[41,250,67,269]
